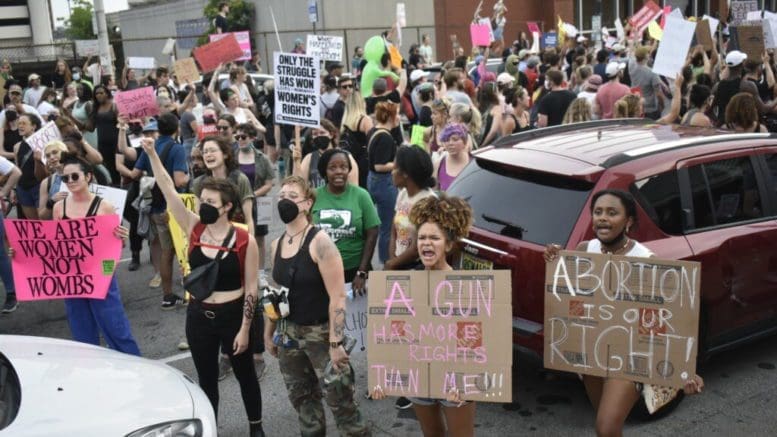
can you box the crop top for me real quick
[188,223,249,289]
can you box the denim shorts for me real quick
[16,184,40,208]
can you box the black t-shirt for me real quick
[418,106,433,127]
[536,90,577,127]
[366,89,401,115]
[367,128,397,173]
[409,53,423,69]
[330,99,346,128]
[214,15,229,33]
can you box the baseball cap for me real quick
[725,50,747,67]
[585,75,603,91]
[28,73,40,81]
[410,69,429,83]
[576,35,587,43]
[518,49,529,59]
[497,72,516,85]
[612,43,626,52]
[142,120,158,132]
[605,61,625,78]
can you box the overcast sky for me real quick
[51,0,129,24]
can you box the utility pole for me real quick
[94,0,113,76]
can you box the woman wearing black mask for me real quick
[293,119,358,189]
[140,137,265,436]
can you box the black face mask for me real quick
[203,116,216,125]
[313,136,330,151]
[278,198,302,224]
[199,203,221,225]
[5,110,17,122]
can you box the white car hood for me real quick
[0,335,196,437]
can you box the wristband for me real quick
[356,270,368,279]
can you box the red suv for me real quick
[448,120,777,358]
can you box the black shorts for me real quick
[255,224,268,237]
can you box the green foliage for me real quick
[197,0,255,46]
[65,0,95,40]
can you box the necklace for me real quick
[601,237,630,254]
[205,226,229,244]
[286,225,309,245]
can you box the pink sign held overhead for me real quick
[527,22,541,34]
[115,86,159,119]
[629,0,663,34]
[5,215,123,301]
[470,23,491,47]
[208,31,252,61]
[195,32,244,72]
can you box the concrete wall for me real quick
[113,0,435,70]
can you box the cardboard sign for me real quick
[115,86,159,119]
[346,291,368,356]
[127,57,156,70]
[58,184,127,220]
[273,52,321,127]
[652,14,696,78]
[208,31,252,61]
[26,122,61,156]
[75,39,99,57]
[5,215,122,301]
[544,251,701,389]
[367,270,513,402]
[736,25,766,61]
[306,35,344,62]
[470,23,491,47]
[629,0,662,34]
[527,22,541,34]
[731,1,758,24]
[193,33,244,73]
[169,194,197,277]
[695,20,714,51]
[255,196,273,226]
[702,15,719,41]
[174,58,200,85]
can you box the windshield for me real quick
[0,353,21,430]
[448,158,594,246]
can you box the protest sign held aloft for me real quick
[628,0,662,35]
[58,183,128,220]
[26,122,61,158]
[544,250,701,389]
[115,86,159,120]
[5,215,123,301]
[652,14,695,78]
[127,57,156,70]
[193,33,244,73]
[368,270,513,402]
[273,52,320,128]
[174,58,200,85]
[306,35,344,62]
[209,31,252,61]
[75,40,99,57]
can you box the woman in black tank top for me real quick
[48,155,140,356]
[267,175,369,435]
[139,138,265,436]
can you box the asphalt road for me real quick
[2,192,777,436]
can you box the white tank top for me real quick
[586,239,654,257]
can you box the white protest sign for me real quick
[26,122,61,161]
[59,183,128,219]
[615,19,625,41]
[255,196,273,226]
[305,35,344,62]
[128,57,156,70]
[75,40,99,57]
[702,15,720,41]
[765,18,777,49]
[652,14,696,78]
[162,38,176,56]
[396,3,406,28]
[273,52,321,127]
[345,291,368,356]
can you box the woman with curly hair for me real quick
[562,97,593,125]
[612,94,643,119]
[373,193,477,437]
[725,92,768,133]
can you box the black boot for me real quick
[250,421,265,437]
[128,251,140,271]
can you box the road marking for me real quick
[118,257,132,263]
[157,351,192,364]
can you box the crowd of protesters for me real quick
[13,2,777,434]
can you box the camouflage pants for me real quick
[278,321,371,437]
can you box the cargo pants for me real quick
[278,321,370,437]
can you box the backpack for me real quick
[189,222,249,286]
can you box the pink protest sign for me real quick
[209,31,251,61]
[527,22,541,34]
[194,33,244,72]
[470,23,491,47]
[5,215,122,301]
[629,0,663,34]
[115,86,159,119]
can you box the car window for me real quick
[447,159,593,246]
[631,170,683,235]
[761,153,777,199]
[687,157,763,230]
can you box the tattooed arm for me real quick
[311,231,347,345]
[233,233,259,355]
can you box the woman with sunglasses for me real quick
[89,85,119,184]
[216,114,237,147]
[140,137,265,436]
[37,141,70,219]
[48,154,140,355]
[293,119,358,190]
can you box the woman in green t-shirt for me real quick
[311,148,380,294]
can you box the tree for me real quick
[197,0,255,45]
[65,0,96,40]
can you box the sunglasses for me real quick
[61,172,83,183]
[217,125,231,131]
[235,134,248,140]
[9,91,21,96]
[339,84,353,89]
